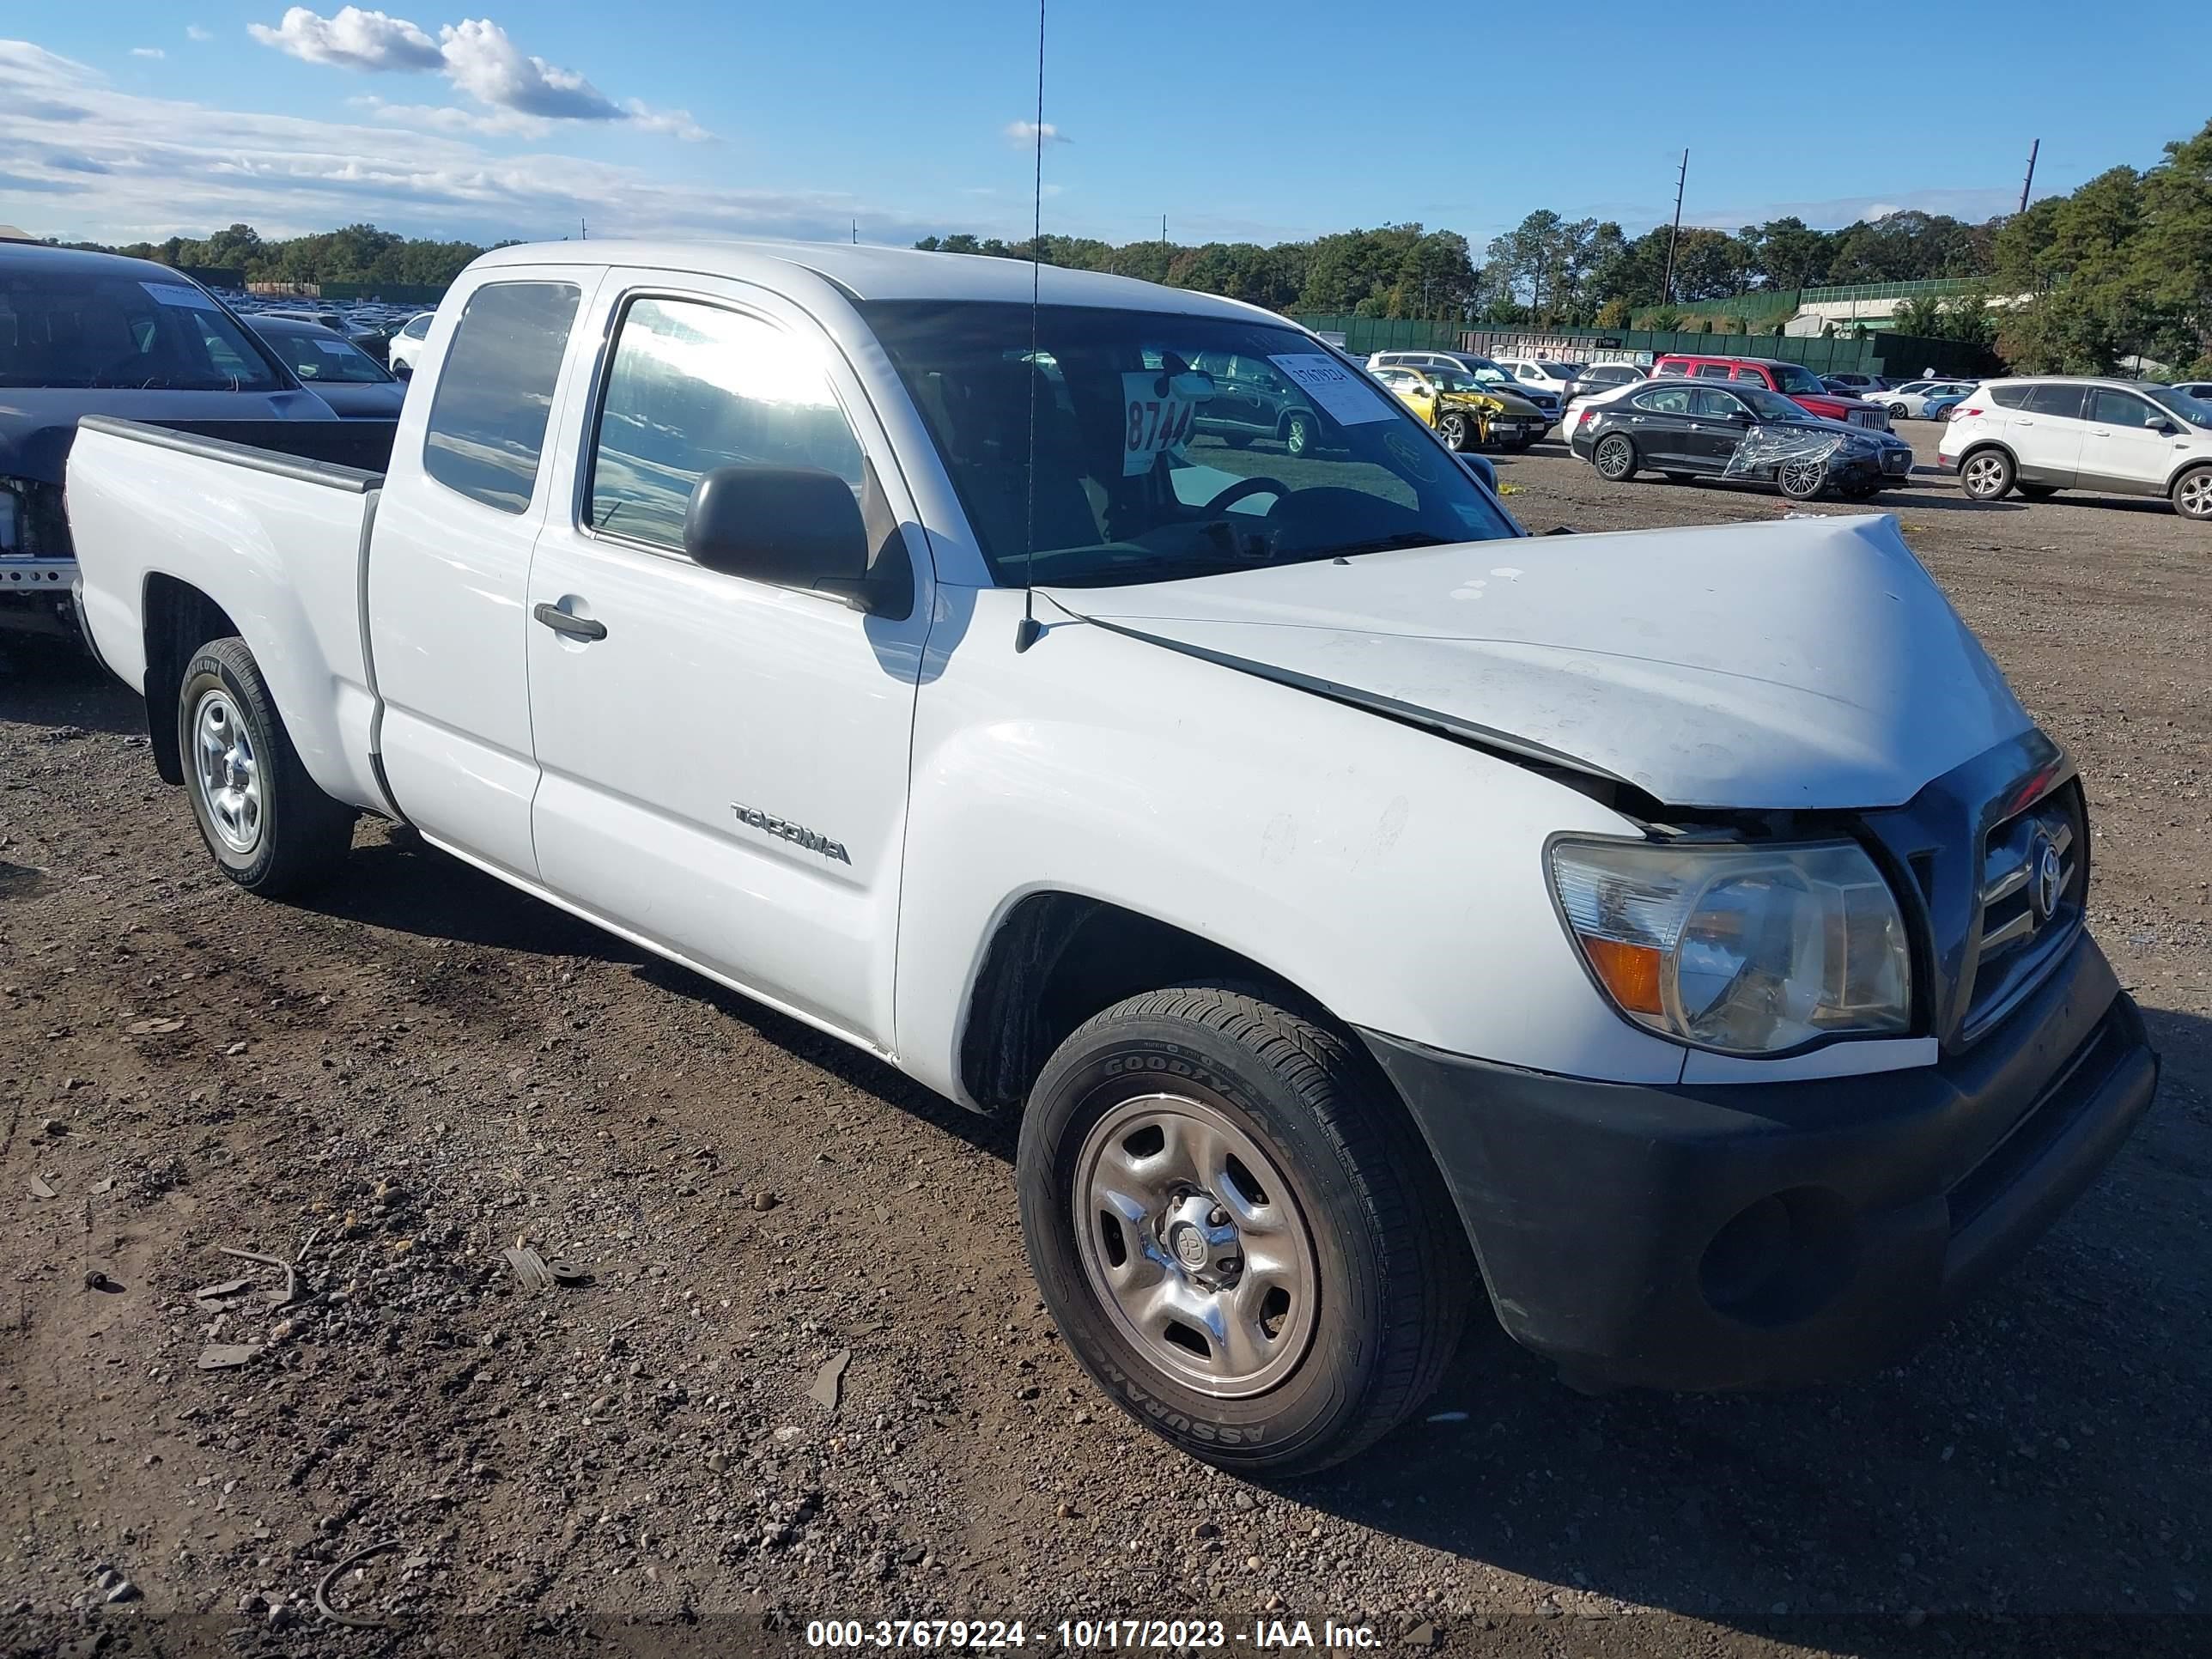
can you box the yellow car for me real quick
[1370,365,1548,452]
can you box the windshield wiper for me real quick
[1318,531,1457,559]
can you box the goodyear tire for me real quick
[1593,433,1637,482]
[1017,985,1472,1475]
[177,637,356,897]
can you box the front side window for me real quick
[264,329,392,385]
[1655,360,1687,377]
[422,281,580,514]
[2089,388,2162,428]
[1691,386,1748,419]
[861,300,1515,587]
[589,296,864,552]
[1768,362,1827,395]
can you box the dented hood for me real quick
[1044,514,2032,811]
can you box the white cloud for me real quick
[247,9,710,138]
[186,25,214,42]
[349,92,550,138]
[131,47,165,59]
[0,38,919,248]
[1004,119,1070,147]
[248,6,441,71]
[434,17,618,120]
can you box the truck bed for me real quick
[66,415,397,820]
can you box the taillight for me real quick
[1956,406,1982,419]
[1576,407,1596,428]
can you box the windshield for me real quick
[1538,362,1584,377]
[2143,384,2212,428]
[1734,384,1819,422]
[862,301,1516,587]
[1768,362,1828,396]
[258,327,392,385]
[0,271,285,392]
[1429,369,1487,394]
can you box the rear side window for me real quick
[1698,362,1734,379]
[422,281,581,514]
[2023,384,2087,419]
[1633,385,1693,415]
[1989,385,2027,409]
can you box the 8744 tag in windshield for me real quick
[1121,371,1199,476]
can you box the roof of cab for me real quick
[468,238,1280,321]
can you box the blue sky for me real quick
[0,3,2198,252]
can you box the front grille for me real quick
[1848,407,1889,430]
[1963,783,2085,1042]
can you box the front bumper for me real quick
[1360,933,2157,1392]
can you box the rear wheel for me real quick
[1018,985,1472,1474]
[1593,434,1638,482]
[177,637,355,896]
[2172,465,2212,522]
[1960,447,2014,501]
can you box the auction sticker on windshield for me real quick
[1120,371,1199,477]
[1267,354,1395,426]
[140,281,221,312]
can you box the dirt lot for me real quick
[3,424,2208,1658]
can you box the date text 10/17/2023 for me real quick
[805,1620,1382,1650]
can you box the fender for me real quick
[893,586,1693,1104]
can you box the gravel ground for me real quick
[3,422,2208,1658]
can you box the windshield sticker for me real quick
[1267,354,1395,427]
[1120,370,1200,477]
[139,281,221,312]
[313,338,352,355]
[1383,428,1436,480]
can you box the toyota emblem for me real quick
[2031,837,2063,922]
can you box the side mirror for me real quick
[2157,422,2180,436]
[683,464,874,608]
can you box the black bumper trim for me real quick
[1359,933,2157,1392]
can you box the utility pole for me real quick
[2018,139,2040,215]
[1161,214,1168,258]
[1661,149,1687,305]
[579,216,586,241]
[852,218,859,245]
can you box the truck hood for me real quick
[1043,514,2032,811]
[0,388,333,485]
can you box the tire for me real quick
[1283,411,1316,458]
[1017,985,1473,1475]
[1592,433,1637,482]
[1777,455,1829,501]
[2017,483,2059,501]
[177,637,355,897]
[2172,465,2212,522]
[1436,411,1471,451]
[1887,402,1909,420]
[1960,447,2014,501]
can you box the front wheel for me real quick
[1960,447,2014,501]
[1283,411,1316,458]
[1887,402,1909,420]
[1777,456,1829,501]
[2172,465,2212,522]
[178,637,355,896]
[1017,986,1472,1474]
[1592,433,1638,482]
[1436,411,1471,451]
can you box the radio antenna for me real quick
[1014,0,1047,653]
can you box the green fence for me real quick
[1292,313,1997,381]
[1801,276,1982,305]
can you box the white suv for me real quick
[385,311,436,378]
[1942,377,2212,520]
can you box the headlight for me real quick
[1549,838,1911,1056]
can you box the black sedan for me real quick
[1569,378,1915,501]
[245,316,406,419]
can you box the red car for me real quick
[1650,355,1893,431]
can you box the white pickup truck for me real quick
[67,241,2158,1473]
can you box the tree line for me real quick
[54,115,2209,377]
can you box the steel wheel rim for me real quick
[1778,458,1824,496]
[191,689,264,855]
[1964,455,2004,496]
[1072,1091,1319,1398]
[1595,438,1630,478]
[2180,473,2212,518]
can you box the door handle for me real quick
[534,602,607,641]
